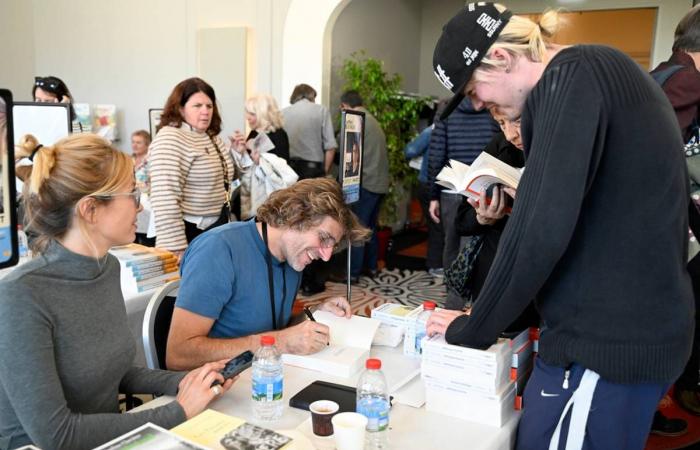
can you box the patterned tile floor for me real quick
[294,268,446,317]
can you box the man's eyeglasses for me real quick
[92,187,141,208]
[317,230,340,250]
[34,77,60,91]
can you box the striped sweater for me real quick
[428,98,499,200]
[149,125,236,251]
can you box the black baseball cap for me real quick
[433,2,512,120]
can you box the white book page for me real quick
[313,311,380,350]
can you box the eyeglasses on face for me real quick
[317,230,341,250]
[34,77,60,91]
[91,187,141,208]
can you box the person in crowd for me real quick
[131,130,155,246]
[337,90,389,283]
[131,130,151,194]
[32,75,83,133]
[230,94,296,220]
[651,5,700,144]
[0,134,234,450]
[165,178,371,370]
[403,101,448,278]
[148,77,240,259]
[282,83,339,294]
[282,83,337,178]
[425,3,693,448]
[650,3,700,426]
[427,96,499,309]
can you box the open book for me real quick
[436,152,522,204]
[282,311,380,378]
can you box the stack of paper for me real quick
[109,244,179,296]
[282,311,380,378]
[421,335,515,427]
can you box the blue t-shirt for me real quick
[177,220,301,338]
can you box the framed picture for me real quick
[339,110,365,204]
[149,108,163,138]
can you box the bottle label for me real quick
[252,375,283,402]
[357,397,389,432]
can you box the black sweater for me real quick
[446,45,694,384]
[455,133,538,332]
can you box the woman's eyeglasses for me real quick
[92,188,141,208]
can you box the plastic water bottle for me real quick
[251,335,283,421]
[415,300,436,354]
[357,358,390,449]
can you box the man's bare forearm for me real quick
[324,149,336,174]
[166,333,268,370]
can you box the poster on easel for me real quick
[149,108,163,139]
[339,110,365,204]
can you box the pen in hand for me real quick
[304,306,330,346]
[303,306,316,322]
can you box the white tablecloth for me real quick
[133,345,520,450]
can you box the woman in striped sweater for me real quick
[149,78,241,258]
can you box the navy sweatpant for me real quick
[517,357,669,450]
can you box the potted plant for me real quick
[339,52,430,232]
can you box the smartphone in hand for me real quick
[211,350,254,386]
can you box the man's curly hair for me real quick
[256,178,371,244]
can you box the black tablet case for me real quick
[289,380,357,413]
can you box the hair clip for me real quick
[29,144,43,161]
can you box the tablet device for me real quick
[289,380,393,413]
[289,380,357,413]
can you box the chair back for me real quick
[142,279,179,370]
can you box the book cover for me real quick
[94,423,204,450]
[171,410,293,450]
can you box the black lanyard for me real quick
[262,222,286,330]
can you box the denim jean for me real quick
[350,188,384,277]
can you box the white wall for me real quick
[0,0,292,151]
[417,0,695,98]
[0,0,35,102]
[330,0,423,109]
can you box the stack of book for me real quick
[109,244,179,296]
[507,328,535,410]
[370,303,417,347]
[421,335,515,427]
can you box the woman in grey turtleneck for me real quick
[0,134,235,450]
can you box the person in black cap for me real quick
[425,3,694,449]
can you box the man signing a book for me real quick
[166,179,371,371]
[425,3,694,449]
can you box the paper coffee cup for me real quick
[331,412,368,450]
[309,400,340,437]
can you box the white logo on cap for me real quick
[468,1,487,10]
[462,47,479,66]
[477,13,502,38]
[435,64,454,90]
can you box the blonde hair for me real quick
[474,5,561,81]
[245,94,284,133]
[24,133,134,253]
[14,134,41,182]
